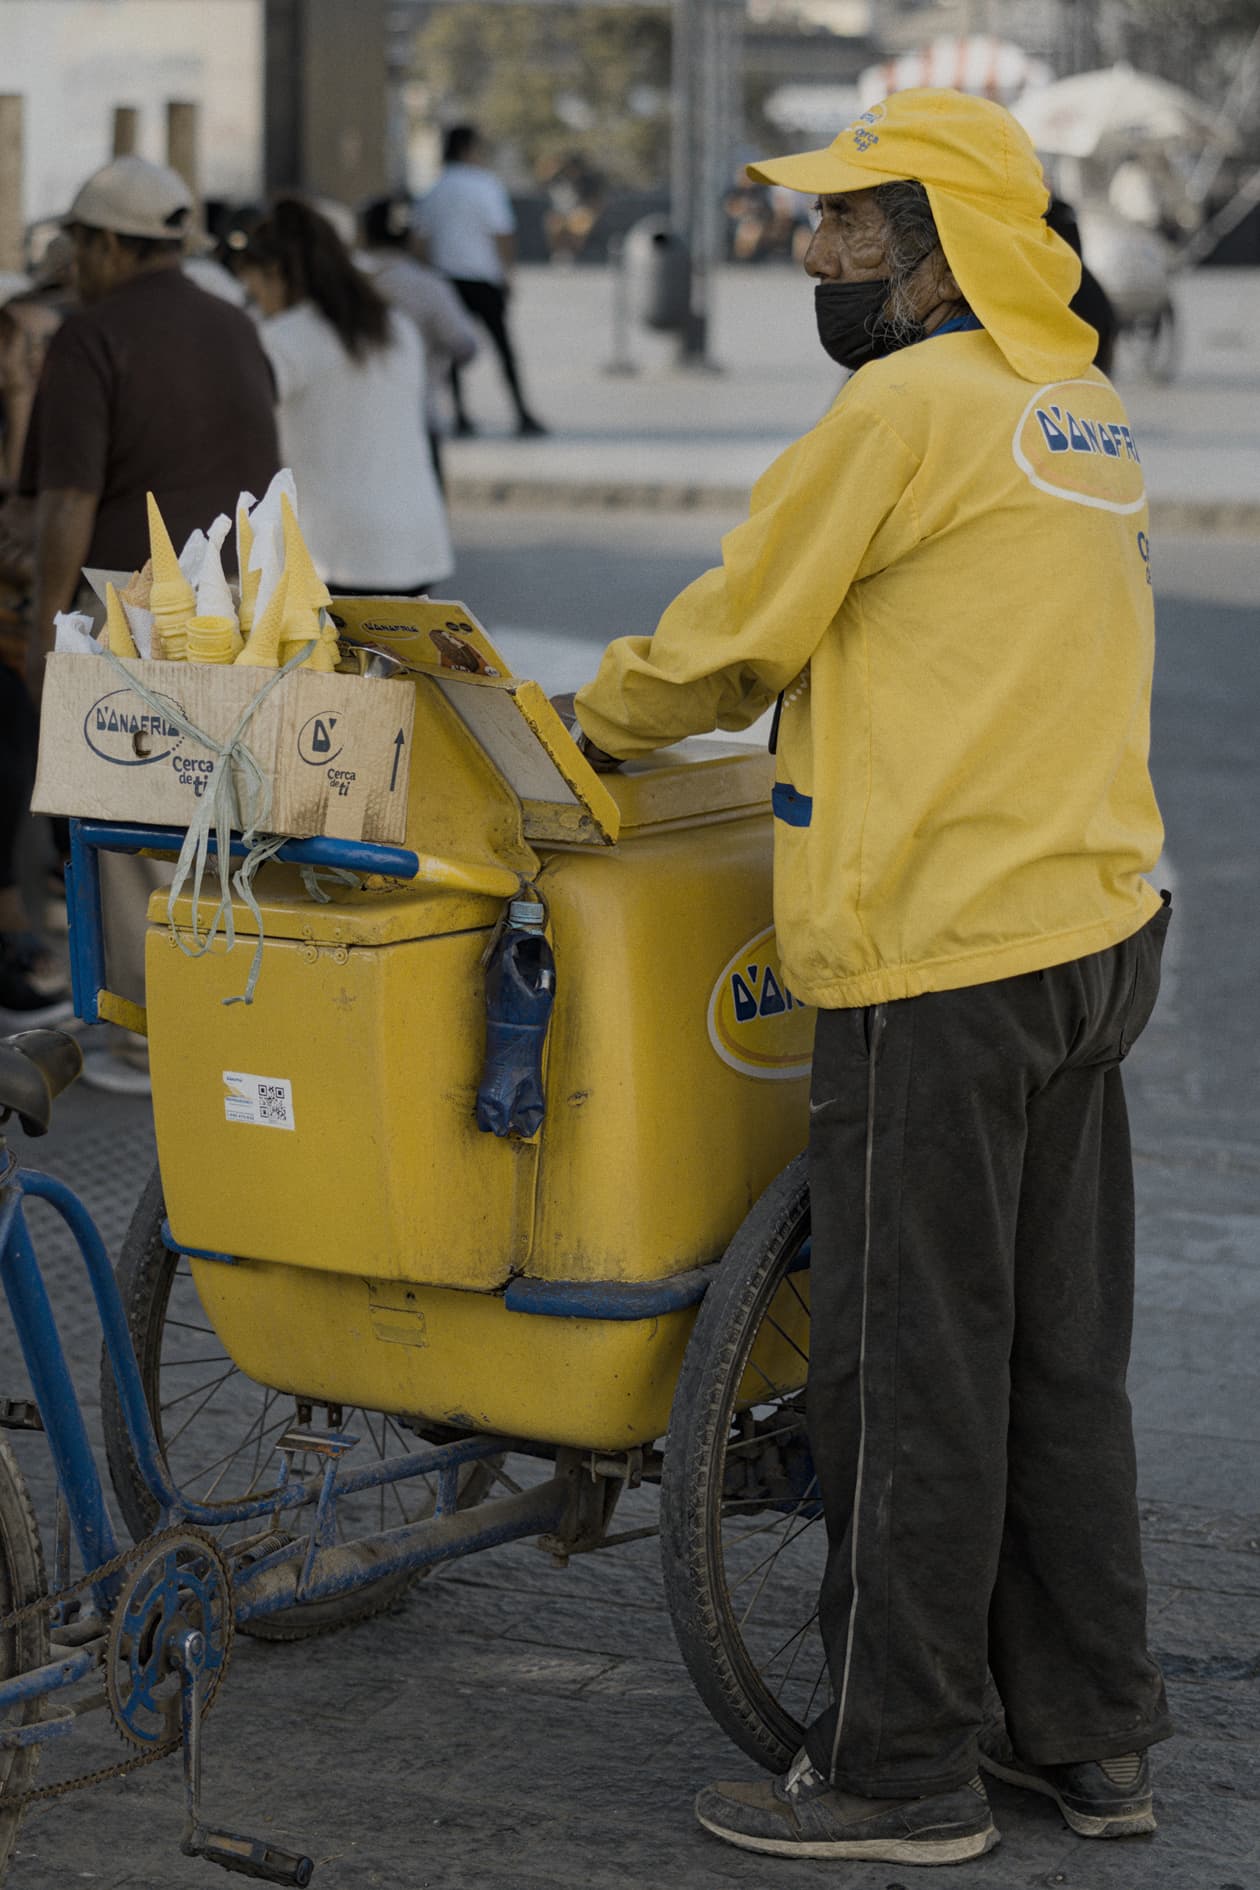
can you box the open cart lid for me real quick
[328,596,621,848]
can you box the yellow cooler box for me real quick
[145,611,813,1447]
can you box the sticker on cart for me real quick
[707,927,815,1081]
[223,1072,295,1131]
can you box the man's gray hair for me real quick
[873,180,958,339]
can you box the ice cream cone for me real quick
[146,493,195,659]
[236,502,260,637]
[104,582,140,659]
[120,559,153,611]
[235,566,288,668]
[276,493,336,670]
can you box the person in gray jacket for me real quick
[359,196,478,490]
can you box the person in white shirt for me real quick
[414,125,547,438]
[237,198,453,595]
[358,194,480,489]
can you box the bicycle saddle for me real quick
[0,1030,83,1137]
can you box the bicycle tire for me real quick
[0,1436,50,1873]
[101,1164,495,1641]
[660,1154,825,1773]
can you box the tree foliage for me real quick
[410,4,672,188]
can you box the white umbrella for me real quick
[1015,64,1236,159]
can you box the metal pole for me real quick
[112,105,139,158]
[0,96,23,277]
[601,233,639,376]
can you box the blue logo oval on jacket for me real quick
[83,690,182,766]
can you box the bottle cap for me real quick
[509,898,546,929]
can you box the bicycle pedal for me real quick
[185,1824,314,1885]
[275,1427,358,1459]
[0,1397,43,1432]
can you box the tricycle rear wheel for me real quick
[102,1165,498,1640]
[660,1155,829,1772]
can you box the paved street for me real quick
[0,512,1255,1889]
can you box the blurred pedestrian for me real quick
[414,125,547,438]
[20,154,280,1088]
[0,240,77,1027]
[237,198,452,595]
[359,194,479,490]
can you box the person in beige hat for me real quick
[575,88,1171,1864]
[19,155,279,1091]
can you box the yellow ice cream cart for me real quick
[68,600,824,1776]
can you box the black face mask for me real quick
[814,279,925,371]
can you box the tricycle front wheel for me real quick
[0,1436,49,1875]
[101,1165,499,1641]
[660,1155,829,1772]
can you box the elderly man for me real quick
[573,90,1170,1867]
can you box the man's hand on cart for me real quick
[549,691,622,772]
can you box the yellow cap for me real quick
[145,492,195,625]
[104,582,140,659]
[747,88,1095,383]
[235,566,287,668]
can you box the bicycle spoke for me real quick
[756,1608,820,1679]
[162,1366,242,1446]
[763,1312,809,1369]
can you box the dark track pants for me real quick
[448,278,530,424]
[803,901,1174,1797]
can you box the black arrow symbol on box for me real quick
[389,729,405,792]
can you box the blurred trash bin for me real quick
[623,217,692,332]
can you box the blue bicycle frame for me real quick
[0,1144,571,1683]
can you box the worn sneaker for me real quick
[979,1728,1155,1837]
[695,1748,999,1864]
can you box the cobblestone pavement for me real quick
[0,534,1257,1889]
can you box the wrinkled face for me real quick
[803,191,891,284]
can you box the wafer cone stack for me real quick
[187,616,241,664]
[277,492,337,672]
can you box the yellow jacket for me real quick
[576,327,1164,1009]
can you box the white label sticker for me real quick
[223,1072,295,1131]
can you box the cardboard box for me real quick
[32,654,415,845]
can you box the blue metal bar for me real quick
[18,1171,185,1521]
[237,1473,569,1621]
[66,821,107,1026]
[0,1190,120,1603]
[71,818,420,883]
[503,1266,717,1321]
[161,1221,236,1267]
[0,1713,77,1750]
[502,1241,811,1322]
[0,1647,94,1712]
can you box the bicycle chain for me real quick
[0,1523,229,1805]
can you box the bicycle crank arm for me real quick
[183,1826,315,1886]
[173,1629,314,1885]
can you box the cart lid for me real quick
[329,597,621,848]
[604,741,774,832]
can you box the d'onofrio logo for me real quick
[83,690,183,766]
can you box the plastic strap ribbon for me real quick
[100,644,315,1005]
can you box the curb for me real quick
[448,479,1260,535]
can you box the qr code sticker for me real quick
[223,1072,295,1131]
